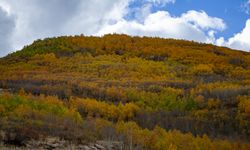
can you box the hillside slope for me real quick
[0,34,250,149]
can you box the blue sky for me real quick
[127,0,249,39]
[160,0,249,39]
[0,0,249,57]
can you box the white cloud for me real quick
[147,0,175,5]
[62,0,130,35]
[0,6,15,56]
[242,0,250,14]
[97,10,226,43]
[0,0,249,57]
[220,19,250,52]
[0,0,130,56]
[216,37,225,46]
[181,10,226,31]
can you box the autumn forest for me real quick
[0,34,250,149]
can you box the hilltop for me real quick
[0,34,249,149]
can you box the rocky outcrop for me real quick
[0,131,123,150]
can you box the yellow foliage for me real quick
[18,88,26,97]
[0,104,5,116]
[194,95,205,106]
[193,109,209,119]
[69,98,140,120]
[192,64,214,75]
[207,98,220,109]
[238,96,250,114]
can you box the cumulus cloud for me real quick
[147,0,175,5]
[0,6,15,56]
[242,0,250,14]
[0,0,249,56]
[97,10,226,43]
[2,0,83,50]
[0,0,130,56]
[218,19,250,52]
[181,10,226,31]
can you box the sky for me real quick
[0,0,250,57]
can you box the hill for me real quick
[0,34,250,149]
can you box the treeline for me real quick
[4,34,250,67]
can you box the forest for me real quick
[0,34,249,149]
